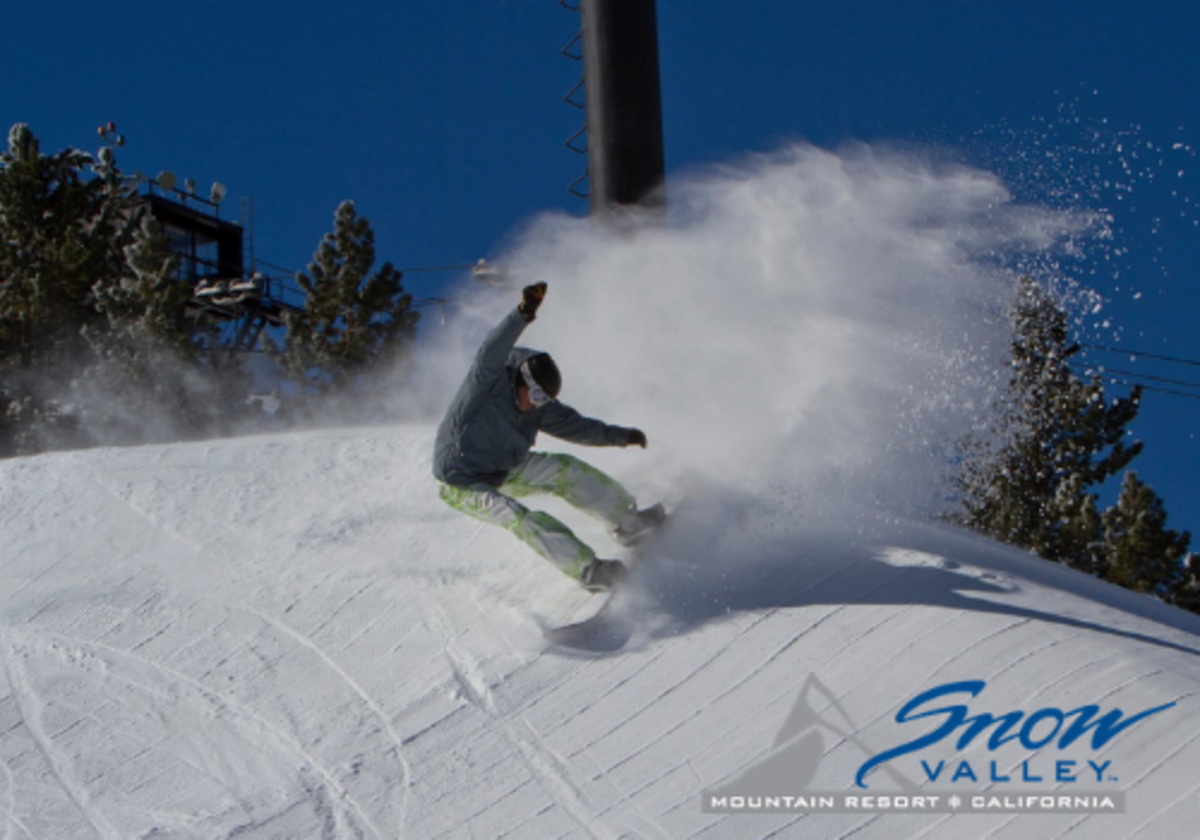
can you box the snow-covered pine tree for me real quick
[79,213,212,442]
[0,124,252,453]
[956,276,1142,572]
[267,200,419,421]
[1100,471,1194,601]
[1175,557,1200,614]
[89,214,190,356]
[0,124,140,453]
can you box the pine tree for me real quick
[956,276,1142,571]
[0,124,139,452]
[78,213,205,442]
[1174,556,1200,614]
[1100,471,1193,600]
[0,123,245,453]
[267,200,419,420]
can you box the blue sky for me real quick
[3,1,1197,537]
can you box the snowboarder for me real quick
[433,282,663,590]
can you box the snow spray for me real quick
[477,143,1100,522]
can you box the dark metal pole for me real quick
[581,0,666,220]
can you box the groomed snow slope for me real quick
[2,425,1199,839]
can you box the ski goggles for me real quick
[519,361,555,407]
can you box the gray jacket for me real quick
[433,307,634,487]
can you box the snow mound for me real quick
[2,425,1199,838]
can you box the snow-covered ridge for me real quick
[2,425,1198,838]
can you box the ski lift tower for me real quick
[579,0,667,221]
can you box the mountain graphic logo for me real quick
[706,674,917,800]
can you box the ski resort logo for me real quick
[702,675,1175,815]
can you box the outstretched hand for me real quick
[519,282,548,321]
[627,429,648,449]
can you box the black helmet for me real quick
[524,353,561,399]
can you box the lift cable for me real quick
[1081,342,1200,369]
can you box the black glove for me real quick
[627,429,648,449]
[519,282,548,322]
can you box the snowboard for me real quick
[540,566,641,651]
[541,492,684,651]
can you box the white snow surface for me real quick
[2,423,1199,839]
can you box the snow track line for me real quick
[983,666,1180,790]
[622,607,915,805]
[4,628,387,839]
[662,607,1027,830]
[847,631,1091,840]
[1,556,69,615]
[543,645,675,739]
[523,640,671,722]
[771,616,1036,838]
[1,637,122,840]
[421,597,659,840]
[304,579,377,641]
[539,722,674,840]
[336,603,394,653]
[655,606,935,815]
[467,589,534,669]
[1127,770,1200,839]
[570,609,784,763]
[657,607,965,820]
[910,616,1032,682]
[1113,689,1200,838]
[917,685,1178,840]
[0,463,60,537]
[677,612,1031,835]
[88,474,200,556]
[970,699,1200,840]
[1026,646,1124,699]
[207,594,415,834]
[241,602,413,789]
[823,640,1192,840]
[558,609,842,831]
[0,748,19,840]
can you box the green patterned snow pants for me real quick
[438,453,638,580]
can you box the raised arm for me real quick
[463,283,548,391]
